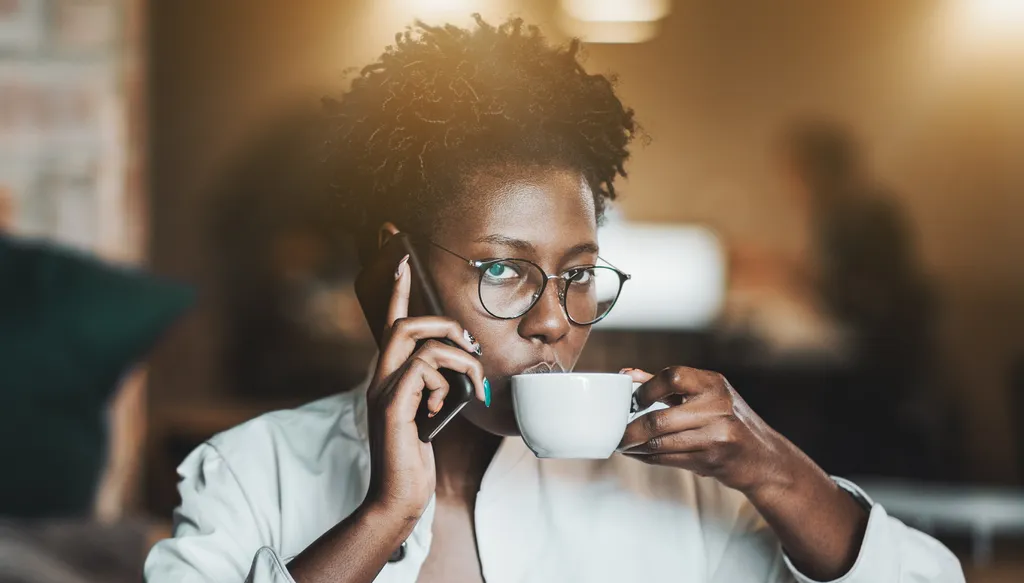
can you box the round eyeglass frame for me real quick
[469,258,630,325]
[419,236,631,326]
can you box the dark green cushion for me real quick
[0,235,194,517]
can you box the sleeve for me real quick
[143,443,296,583]
[711,477,965,583]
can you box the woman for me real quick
[145,17,963,583]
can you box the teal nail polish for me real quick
[483,378,492,407]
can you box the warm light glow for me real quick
[936,0,1024,60]
[561,0,671,23]
[960,0,1024,36]
[394,0,502,24]
[404,0,477,14]
[595,223,725,331]
[558,15,662,43]
[559,0,670,43]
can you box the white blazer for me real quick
[144,379,964,583]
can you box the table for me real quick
[855,478,1024,565]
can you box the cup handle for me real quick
[629,381,669,423]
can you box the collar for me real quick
[351,355,377,442]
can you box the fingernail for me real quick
[620,367,635,374]
[463,329,482,355]
[394,255,409,280]
[483,378,491,407]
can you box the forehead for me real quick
[439,165,599,256]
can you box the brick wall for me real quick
[0,0,143,261]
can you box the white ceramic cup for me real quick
[511,372,662,459]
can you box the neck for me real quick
[430,414,502,501]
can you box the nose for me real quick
[516,278,571,345]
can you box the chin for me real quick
[463,400,521,437]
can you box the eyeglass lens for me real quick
[477,260,623,324]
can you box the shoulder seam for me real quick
[203,440,269,546]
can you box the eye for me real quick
[482,261,521,282]
[567,267,594,284]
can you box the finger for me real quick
[618,405,722,450]
[619,424,720,455]
[412,339,488,404]
[634,366,725,411]
[622,452,701,468]
[414,360,451,418]
[377,317,481,380]
[619,367,654,384]
[384,254,411,329]
[388,358,449,423]
[622,446,726,477]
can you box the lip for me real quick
[519,361,565,375]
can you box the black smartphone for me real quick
[353,232,475,442]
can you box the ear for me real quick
[377,222,401,250]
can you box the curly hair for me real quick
[323,15,638,263]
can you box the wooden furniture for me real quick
[856,478,1024,566]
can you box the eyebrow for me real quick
[474,234,536,252]
[474,235,600,262]
[561,241,600,262]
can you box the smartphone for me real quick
[353,232,475,442]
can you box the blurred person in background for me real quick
[783,121,935,385]
[781,121,946,478]
[1,215,194,520]
[206,109,372,402]
[145,17,963,583]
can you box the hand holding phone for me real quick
[354,230,485,514]
[355,234,481,442]
[288,242,487,583]
[356,237,487,517]
[355,233,484,442]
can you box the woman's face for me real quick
[423,165,599,435]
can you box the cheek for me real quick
[431,266,485,321]
[473,318,522,364]
[440,294,520,365]
[563,326,592,369]
[441,290,502,343]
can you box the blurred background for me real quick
[1,0,1023,581]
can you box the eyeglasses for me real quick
[422,238,630,326]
